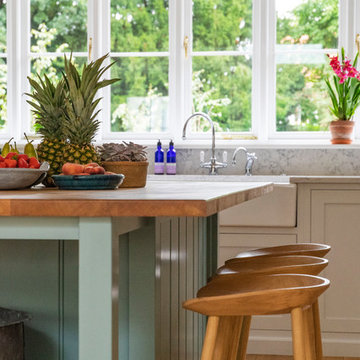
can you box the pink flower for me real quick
[328,54,360,82]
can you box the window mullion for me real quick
[168,0,180,143]
[342,0,360,140]
[7,0,27,141]
[183,0,193,122]
[252,0,262,140]
[265,0,277,140]
[252,0,275,141]
[88,0,110,142]
[20,0,31,138]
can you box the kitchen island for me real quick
[0,180,273,360]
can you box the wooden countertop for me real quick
[0,181,273,217]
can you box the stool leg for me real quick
[213,316,243,360]
[229,316,244,359]
[312,300,323,360]
[236,315,252,360]
[304,305,316,360]
[201,316,220,360]
[291,307,306,360]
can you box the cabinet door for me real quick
[311,190,360,333]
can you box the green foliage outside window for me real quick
[276,0,338,131]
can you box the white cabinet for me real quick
[219,182,360,357]
[309,189,360,355]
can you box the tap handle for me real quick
[200,150,205,163]
[222,151,227,163]
[249,152,257,160]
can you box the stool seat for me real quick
[183,274,330,360]
[225,243,331,265]
[217,255,328,277]
[185,274,329,316]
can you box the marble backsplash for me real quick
[147,147,360,176]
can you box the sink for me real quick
[148,174,296,227]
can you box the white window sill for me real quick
[137,139,360,150]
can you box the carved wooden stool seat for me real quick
[183,274,330,360]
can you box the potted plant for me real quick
[97,142,148,188]
[325,48,360,144]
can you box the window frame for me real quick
[1,0,360,145]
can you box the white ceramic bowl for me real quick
[0,162,49,190]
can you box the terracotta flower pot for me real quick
[102,161,148,188]
[329,120,355,144]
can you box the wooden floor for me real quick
[247,356,359,360]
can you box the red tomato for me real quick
[29,157,40,169]
[17,154,29,162]
[5,152,17,160]
[0,162,6,168]
[4,159,17,168]
[0,155,4,162]
[18,157,29,168]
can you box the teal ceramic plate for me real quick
[52,174,125,190]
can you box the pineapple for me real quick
[26,75,67,184]
[62,54,120,165]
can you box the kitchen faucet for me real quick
[232,147,257,176]
[182,112,227,175]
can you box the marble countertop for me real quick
[148,174,290,183]
[290,176,360,184]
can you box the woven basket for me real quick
[102,161,148,188]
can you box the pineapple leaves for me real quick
[25,73,67,140]
[26,53,120,145]
[61,53,120,144]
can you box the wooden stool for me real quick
[217,254,328,276]
[225,243,331,266]
[214,255,328,360]
[183,274,330,360]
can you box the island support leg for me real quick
[78,218,115,360]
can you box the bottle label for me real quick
[166,163,176,175]
[154,162,164,174]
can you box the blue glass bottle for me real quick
[166,140,176,175]
[154,140,164,174]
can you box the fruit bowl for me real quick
[0,162,50,190]
[52,174,125,190]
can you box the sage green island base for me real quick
[0,215,217,360]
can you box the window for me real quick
[109,0,169,135]
[274,0,338,136]
[28,0,88,131]
[1,0,360,144]
[191,0,253,134]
